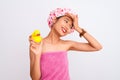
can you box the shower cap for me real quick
[47,8,76,28]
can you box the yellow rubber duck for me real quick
[31,30,42,43]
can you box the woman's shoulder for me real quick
[60,39,74,45]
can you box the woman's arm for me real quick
[29,51,41,80]
[66,13,102,52]
[68,27,102,51]
[29,36,42,80]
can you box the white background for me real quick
[0,0,120,80]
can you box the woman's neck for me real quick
[44,29,61,44]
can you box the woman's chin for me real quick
[57,30,68,37]
[60,33,67,37]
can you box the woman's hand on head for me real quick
[29,35,42,56]
[65,13,80,30]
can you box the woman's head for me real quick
[47,8,76,30]
[52,15,74,36]
[47,8,77,36]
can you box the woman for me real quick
[29,8,102,80]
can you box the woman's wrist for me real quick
[34,54,41,59]
[75,26,87,37]
[79,28,87,37]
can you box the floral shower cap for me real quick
[47,8,76,28]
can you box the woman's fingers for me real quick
[29,35,43,55]
[30,41,43,55]
[65,13,74,19]
[65,13,78,22]
[29,35,33,43]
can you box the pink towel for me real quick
[40,51,70,80]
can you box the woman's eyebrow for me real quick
[65,17,70,21]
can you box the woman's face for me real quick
[52,16,74,37]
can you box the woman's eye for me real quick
[70,26,73,29]
[64,20,68,23]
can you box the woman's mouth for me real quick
[61,27,67,33]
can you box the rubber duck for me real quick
[31,30,42,43]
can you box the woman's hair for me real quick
[47,8,76,28]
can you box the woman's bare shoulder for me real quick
[60,39,74,45]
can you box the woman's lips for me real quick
[61,27,67,33]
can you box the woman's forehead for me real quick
[62,16,73,22]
